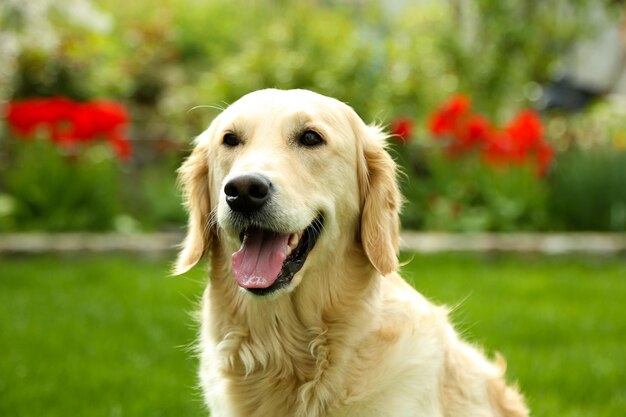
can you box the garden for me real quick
[1,0,626,233]
[1,0,625,416]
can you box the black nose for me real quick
[224,174,272,213]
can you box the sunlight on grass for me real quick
[0,256,208,417]
[1,254,625,417]
[402,254,626,417]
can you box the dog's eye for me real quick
[223,133,240,147]
[298,130,325,147]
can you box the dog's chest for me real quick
[202,321,323,416]
[225,369,302,416]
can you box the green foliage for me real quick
[439,0,620,118]
[396,143,549,231]
[177,2,387,119]
[178,0,614,123]
[2,0,625,232]
[1,139,123,231]
[132,163,187,230]
[547,150,626,231]
[0,137,189,232]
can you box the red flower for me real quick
[505,110,543,155]
[482,131,517,167]
[482,110,553,176]
[428,95,554,176]
[428,94,493,157]
[4,97,132,160]
[107,130,133,161]
[448,114,493,156]
[76,101,127,136]
[535,141,554,177]
[5,97,76,137]
[69,101,128,141]
[428,94,471,136]
[390,117,415,143]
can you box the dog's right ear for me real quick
[173,139,213,275]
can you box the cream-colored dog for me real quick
[174,89,528,417]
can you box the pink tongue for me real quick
[232,230,290,289]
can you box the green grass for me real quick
[401,254,626,417]
[1,253,625,417]
[0,255,208,417]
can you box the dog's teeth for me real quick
[289,233,300,249]
[286,246,292,256]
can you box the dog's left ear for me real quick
[355,120,401,276]
[173,140,213,275]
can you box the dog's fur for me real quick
[174,89,529,417]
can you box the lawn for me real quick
[1,253,625,417]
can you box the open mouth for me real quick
[231,215,323,296]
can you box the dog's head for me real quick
[174,89,400,296]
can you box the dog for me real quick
[174,89,529,417]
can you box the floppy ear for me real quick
[173,141,213,275]
[357,124,401,276]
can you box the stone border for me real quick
[0,233,183,255]
[400,232,626,255]
[0,232,625,255]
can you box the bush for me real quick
[0,139,123,232]
[131,163,187,231]
[394,94,551,231]
[1,0,624,233]
[547,150,626,231]
[396,144,550,232]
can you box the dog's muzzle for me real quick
[231,215,324,296]
[223,173,323,296]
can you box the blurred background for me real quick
[1,0,625,416]
[1,0,626,234]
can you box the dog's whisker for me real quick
[187,104,227,114]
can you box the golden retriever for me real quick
[174,89,528,417]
